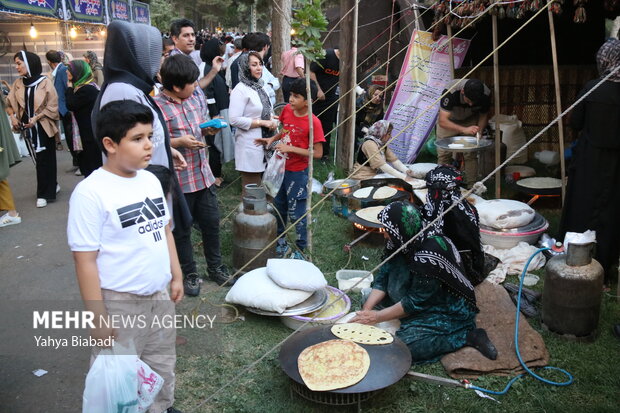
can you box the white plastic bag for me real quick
[262,151,286,197]
[82,345,139,413]
[136,358,164,412]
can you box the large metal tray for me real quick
[435,136,493,153]
[244,288,329,316]
[279,325,412,393]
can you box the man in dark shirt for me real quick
[310,48,340,161]
[436,78,491,185]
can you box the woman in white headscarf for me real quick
[351,120,413,181]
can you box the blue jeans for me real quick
[274,168,308,250]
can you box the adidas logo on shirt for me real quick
[116,197,166,242]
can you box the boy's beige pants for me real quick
[90,289,176,413]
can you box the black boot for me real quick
[466,328,498,360]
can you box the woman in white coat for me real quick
[229,51,278,195]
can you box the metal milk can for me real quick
[542,242,604,340]
[232,184,277,274]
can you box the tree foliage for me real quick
[150,0,176,32]
[291,0,328,62]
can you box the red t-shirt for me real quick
[279,104,326,172]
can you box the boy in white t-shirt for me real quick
[67,100,184,413]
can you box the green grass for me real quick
[173,160,620,413]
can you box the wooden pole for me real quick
[305,59,314,254]
[446,24,455,79]
[548,7,566,203]
[384,0,396,111]
[492,14,501,198]
[336,0,358,170]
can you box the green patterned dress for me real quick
[373,244,477,364]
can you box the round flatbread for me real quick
[353,187,373,199]
[516,177,562,189]
[355,206,385,224]
[372,186,398,200]
[331,323,394,345]
[298,339,370,391]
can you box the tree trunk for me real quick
[271,0,292,104]
[336,0,358,171]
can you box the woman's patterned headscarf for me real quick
[364,119,392,147]
[423,165,485,286]
[378,201,477,306]
[237,51,272,138]
[68,60,95,89]
[596,39,620,82]
[84,50,103,71]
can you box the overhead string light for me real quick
[29,22,38,39]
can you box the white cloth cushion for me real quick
[266,259,327,292]
[407,163,438,179]
[476,199,535,230]
[225,267,312,313]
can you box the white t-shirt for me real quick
[68,168,172,296]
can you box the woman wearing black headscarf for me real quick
[229,51,278,195]
[559,39,620,285]
[7,51,59,207]
[423,165,486,286]
[351,201,497,364]
[200,38,234,186]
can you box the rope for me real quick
[189,3,579,409]
[192,58,619,413]
[193,0,499,307]
[469,248,573,394]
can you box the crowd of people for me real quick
[0,14,619,412]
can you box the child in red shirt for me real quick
[255,79,325,258]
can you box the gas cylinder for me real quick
[232,184,277,274]
[542,242,604,340]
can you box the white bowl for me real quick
[336,269,374,293]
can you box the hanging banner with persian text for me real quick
[0,0,61,18]
[385,30,471,163]
[66,0,105,23]
[132,0,149,24]
[109,0,129,21]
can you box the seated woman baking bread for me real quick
[350,201,497,364]
[350,120,413,181]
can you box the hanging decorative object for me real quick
[573,0,588,23]
[603,0,620,13]
[550,1,563,14]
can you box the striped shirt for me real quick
[154,89,215,193]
